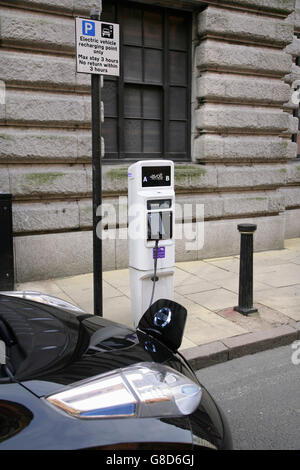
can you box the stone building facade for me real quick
[0,0,299,282]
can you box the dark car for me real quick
[0,292,232,450]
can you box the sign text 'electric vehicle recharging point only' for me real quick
[128,161,175,326]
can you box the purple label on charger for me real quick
[153,246,165,259]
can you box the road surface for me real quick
[196,344,300,450]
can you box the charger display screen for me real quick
[142,166,171,187]
[147,199,172,210]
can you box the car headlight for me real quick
[45,362,202,419]
[2,291,85,313]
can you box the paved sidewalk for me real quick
[16,238,300,369]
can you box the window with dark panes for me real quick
[101,1,191,162]
[292,52,300,158]
[292,108,300,158]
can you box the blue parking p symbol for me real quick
[82,20,95,37]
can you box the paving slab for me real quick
[103,295,133,327]
[253,248,299,263]
[255,284,300,312]
[15,279,63,296]
[211,275,270,293]
[204,257,240,273]
[15,279,76,305]
[176,260,236,282]
[175,278,218,295]
[103,268,130,288]
[255,264,300,287]
[55,275,125,313]
[183,309,247,346]
[274,306,300,322]
[285,238,300,251]
[173,266,199,287]
[185,288,238,311]
[180,336,197,350]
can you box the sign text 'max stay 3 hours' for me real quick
[75,18,120,76]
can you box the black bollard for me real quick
[234,223,258,316]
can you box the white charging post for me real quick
[128,160,175,326]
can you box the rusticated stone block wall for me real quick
[282,0,300,238]
[0,0,299,282]
[192,0,300,256]
[0,0,104,281]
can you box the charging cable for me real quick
[149,240,159,307]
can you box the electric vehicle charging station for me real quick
[128,160,175,326]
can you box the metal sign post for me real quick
[91,9,102,317]
[75,12,120,316]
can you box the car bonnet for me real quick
[0,295,178,397]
